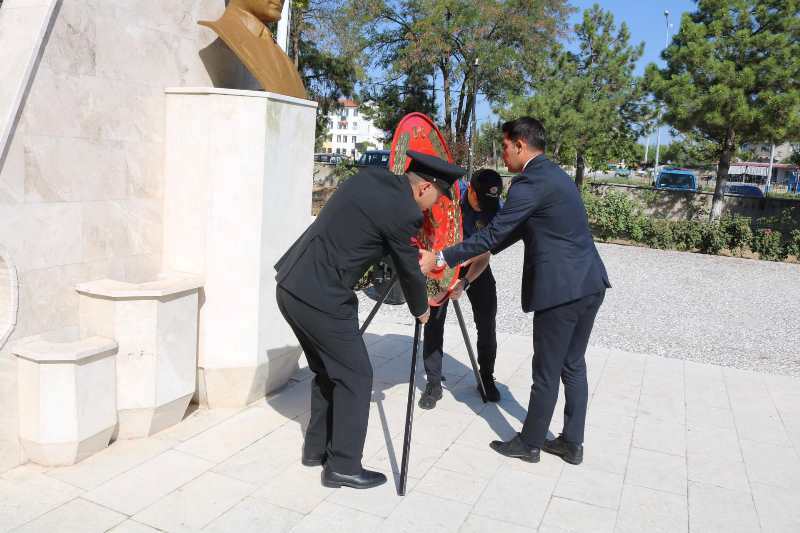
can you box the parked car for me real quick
[654,168,698,191]
[357,150,391,168]
[615,167,631,178]
[314,153,347,164]
[724,183,764,198]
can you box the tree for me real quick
[359,66,438,143]
[646,0,800,219]
[660,135,719,168]
[501,5,646,187]
[289,1,361,147]
[342,0,572,162]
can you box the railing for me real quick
[0,0,62,174]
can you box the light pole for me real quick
[653,10,672,177]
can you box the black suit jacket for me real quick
[443,155,610,313]
[275,167,428,319]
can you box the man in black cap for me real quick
[275,149,465,489]
[418,169,505,409]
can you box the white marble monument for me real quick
[162,88,316,408]
[12,336,118,466]
[77,274,203,438]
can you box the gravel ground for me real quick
[358,242,800,377]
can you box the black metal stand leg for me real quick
[453,299,488,403]
[398,320,421,496]
[359,275,399,335]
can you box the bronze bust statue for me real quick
[199,0,307,99]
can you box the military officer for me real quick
[275,150,466,489]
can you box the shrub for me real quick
[787,229,800,258]
[592,191,640,241]
[721,216,754,256]
[644,219,675,250]
[672,220,704,251]
[699,223,727,255]
[751,229,788,262]
[628,213,651,244]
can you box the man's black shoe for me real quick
[479,373,501,402]
[321,465,387,489]
[543,435,583,465]
[489,434,540,463]
[301,451,325,467]
[418,382,443,410]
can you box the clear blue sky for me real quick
[474,0,697,127]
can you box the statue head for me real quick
[229,0,284,24]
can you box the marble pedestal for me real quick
[162,88,316,408]
[13,336,118,466]
[77,275,203,438]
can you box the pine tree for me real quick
[502,5,646,187]
[646,0,800,219]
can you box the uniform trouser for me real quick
[276,286,372,474]
[520,290,605,449]
[422,266,497,386]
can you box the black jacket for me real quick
[275,167,428,319]
[443,155,610,313]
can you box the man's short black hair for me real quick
[502,117,546,151]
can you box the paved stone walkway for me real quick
[1,319,799,532]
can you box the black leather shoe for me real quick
[543,435,583,465]
[490,434,540,463]
[322,465,387,489]
[479,373,501,402]
[418,382,443,410]
[301,451,325,467]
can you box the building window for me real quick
[352,122,358,130]
[352,136,357,144]
[336,135,341,142]
[327,148,332,153]
[326,134,332,142]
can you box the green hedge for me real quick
[581,188,800,262]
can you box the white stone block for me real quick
[12,335,118,466]
[77,273,202,438]
[161,88,317,407]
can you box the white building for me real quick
[322,99,386,159]
[740,142,798,163]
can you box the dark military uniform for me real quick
[275,167,428,475]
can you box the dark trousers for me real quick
[422,267,497,385]
[276,286,372,474]
[520,290,605,448]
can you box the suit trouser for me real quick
[276,286,372,474]
[520,290,605,448]
[422,267,498,385]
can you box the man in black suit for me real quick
[276,150,465,489]
[420,118,610,465]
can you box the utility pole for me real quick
[766,143,775,193]
[653,10,672,177]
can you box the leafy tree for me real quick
[290,0,361,147]
[360,66,438,144]
[645,0,800,219]
[660,134,719,168]
[342,0,571,162]
[500,5,646,187]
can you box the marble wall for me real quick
[0,0,259,471]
